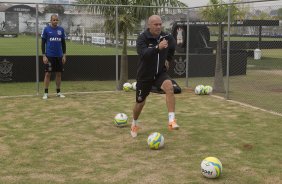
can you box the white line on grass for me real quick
[211,95,282,117]
[1,91,281,117]
[0,90,119,99]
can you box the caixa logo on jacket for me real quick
[174,56,186,76]
[0,59,13,81]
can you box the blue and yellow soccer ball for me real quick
[194,85,205,95]
[123,82,132,92]
[201,157,222,178]
[114,113,128,127]
[147,132,164,150]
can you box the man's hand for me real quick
[42,55,48,64]
[62,54,66,64]
[165,60,169,70]
[158,39,168,50]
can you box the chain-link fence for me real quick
[186,0,282,114]
[0,1,281,114]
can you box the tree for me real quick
[277,8,282,19]
[43,4,65,15]
[201,0,241,93]
[78,0,187,90]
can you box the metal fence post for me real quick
[226,3,231,100]
[36,3,39,95]
[115,5,119,90]
[185,8,190,88]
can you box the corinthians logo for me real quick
[0,59,13,81]
[174,56,186,76]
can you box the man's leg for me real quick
[161,79,179,130]
[161,79,175,112]
[55,72,61,90]
[55,72,65,98]
[131,100,145,138]
[133,100,145,121]
[43,72,51,99]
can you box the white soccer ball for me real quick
[195,85,205,95]
[114,113,128,127]
[123,82,132,92]
[131,82,137,91]
[204,85,213,95]
[201,157,223,178]
[147,132,165,150]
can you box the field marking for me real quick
[211,95,282,117]
[1,91,281,117]
[0,90,119,99]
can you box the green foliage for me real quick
[278,8,282,19]
[43,4,65,14]
[252,10,274,20]
[201,0,241,23]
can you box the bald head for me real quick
[50,14,59,28]
[148,15,162,37]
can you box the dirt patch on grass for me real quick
[242,144,253,150]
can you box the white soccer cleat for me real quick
[42,93,48,100]
[56,93,65,98]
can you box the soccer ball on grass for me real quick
[147,132,164,150]
[201,157,222,178]
[131,82,137,91]
[114,113,128,127]
[194,85,205,95]
[123,82,132,92]
[203,85,213,95]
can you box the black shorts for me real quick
[44,57,64,72]
[136,72,171,103]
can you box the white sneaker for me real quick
[56,93,65,98]
[42,93,48,100]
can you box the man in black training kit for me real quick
[41,14,66,100]
[130,15,180,138]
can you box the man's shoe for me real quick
[56,92,65,98]
[130,125,140,138]
[168,119,180,130]
[42,93,48,100]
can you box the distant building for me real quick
[43,0,77,4]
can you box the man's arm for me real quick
[61,38,66,64]
[166,35,176,62]
[62,38,66,54]
[41,38,46,56]
[41,38,48,64]
[136,34,159,60]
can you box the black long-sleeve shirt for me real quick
[136,29,176,81]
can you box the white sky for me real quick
[179,0,209,7]
[0,0,208,4]
[180,0,282,8]
[0,0,281,8]
[0,0,43,2]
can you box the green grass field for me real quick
[0,35,281,183]
[0,90,281,183]
[2,35,282,56]
[0,35,137,56]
